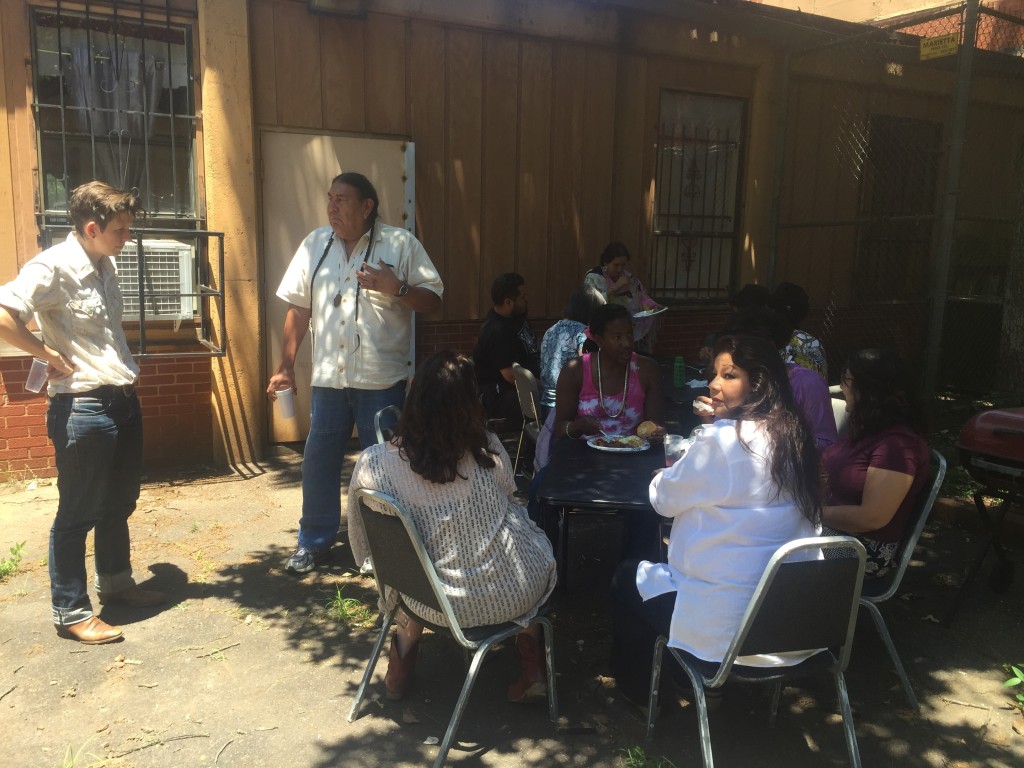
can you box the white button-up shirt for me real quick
[276,224,443,389]
[0,233,139,394]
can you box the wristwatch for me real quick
[397,281,410,297]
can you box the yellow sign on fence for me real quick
[920,32,959,61]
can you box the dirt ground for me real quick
[2,448,1023,768]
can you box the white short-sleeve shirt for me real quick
[276,223,443,390]
[0,233,138,394]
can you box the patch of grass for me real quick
[620,746,678,768]
[0,542,26,582]
[1004,663,1024,714]
[60,737,100,767]
[323,586,375,627]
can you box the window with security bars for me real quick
[855,114,941,303]
[30,4,223,356]
[32,7,197,219]
[651,91,746,302]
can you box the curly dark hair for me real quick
[843,348,926,442]
[396,351,497,484]
[712,334,822,526]
[563,286,605,324]
[589,302,632,336]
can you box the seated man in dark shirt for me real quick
[473,273,540,428]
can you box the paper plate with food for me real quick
[587,434,650,453]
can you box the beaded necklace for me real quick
[596,350,629,419]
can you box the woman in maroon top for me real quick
[822,349,929,577]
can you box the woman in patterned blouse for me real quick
[346,351,557,703]
[770,282,828,380]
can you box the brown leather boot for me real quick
[55,616,124,645]
[507,632,547,704]
[384,636,419,701]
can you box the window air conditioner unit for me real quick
[116,239,196,320]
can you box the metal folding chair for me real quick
[861,449,946,709]
[646,536,867,768]
[511,363,542,477]
[828,384,849,435]
[348,488,558,768]
[373,404,402,445]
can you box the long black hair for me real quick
[844,348,926,442]
[713,334,822,526]
[396,351,497,483]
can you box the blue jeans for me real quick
[46,392,143,626]
[298,382,405,550]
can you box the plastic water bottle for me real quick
[673,355,685,388]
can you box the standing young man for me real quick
[268,172,443,575]
[0,181,164,645]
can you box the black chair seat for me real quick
[646,536,867,768]
[681,649,838,687]
[348,489,558,768]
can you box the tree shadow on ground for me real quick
[132,458,1024,767]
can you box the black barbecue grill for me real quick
[945,407,1024,623]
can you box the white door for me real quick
[260,131,415,442]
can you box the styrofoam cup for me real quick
[274,387,296,420]
[25,358,49,394]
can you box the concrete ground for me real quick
[1,451,1022,768]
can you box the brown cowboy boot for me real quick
[507,632,547,704]
[384,635,419,701]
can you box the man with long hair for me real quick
[267,172,443,574]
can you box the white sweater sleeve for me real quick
[649,426,734,518]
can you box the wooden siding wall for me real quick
[776,51,1024,314]
[252,4,618,321]
[249,1,768,324]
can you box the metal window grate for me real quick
[651,90,746,303]
[31,3,198,220]
[30,2,221,358]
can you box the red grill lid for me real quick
[959,408,1024,462]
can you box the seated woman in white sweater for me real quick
[346,351,557,703]
[610,334,823,702]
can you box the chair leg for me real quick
[513,428,525,476]
[556,508,570,592]
[645,636,667,742]
[536,617,559,722]
[833,671,863,768]
[862,599,919,711]
[432,637,506,768]
[768,681,782,728]
[672,651,715,768]
[348,606,399,722]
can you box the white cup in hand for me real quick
[25,358,49,394]
[274,387,296,420]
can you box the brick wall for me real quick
[0,355,213,482]
[0,358,53,479]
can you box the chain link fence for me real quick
[775,0,1024,395]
